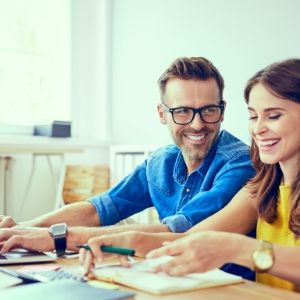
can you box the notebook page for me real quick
[93,255,243,295]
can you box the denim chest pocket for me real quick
[148,179,178,197]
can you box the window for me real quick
[0,0,71,126]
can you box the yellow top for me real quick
[257,185,300,291]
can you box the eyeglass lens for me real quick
[172,106,222,124]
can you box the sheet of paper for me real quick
[0,270,23,290]
[93,255,243,295]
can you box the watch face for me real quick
[51,223,67,236]
[254,251,273,269]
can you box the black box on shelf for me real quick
[34,121,71,137]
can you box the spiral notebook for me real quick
[92,256,244,295]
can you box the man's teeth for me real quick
[187,135,205,141]
[259,139,278,146]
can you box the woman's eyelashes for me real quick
[248,113,282,121]
[249,115,258,120]
[268,114,281,120]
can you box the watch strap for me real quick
[49,223,67,257]
[53,235,67,257]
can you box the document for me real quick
[92,256,244,295]
[0,269,22,290]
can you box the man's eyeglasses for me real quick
[161,102,225,125]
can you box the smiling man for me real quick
[0,57,254,278]
[88,57,255,234]
[159,77,224,174]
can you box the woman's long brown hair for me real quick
[244,59,300,236]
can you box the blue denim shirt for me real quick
[90,130,255,232]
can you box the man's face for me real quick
[158,78,224,172]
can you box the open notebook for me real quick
[92,255,244,295]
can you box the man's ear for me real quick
[220,100,226,123]
[157,103,167,124]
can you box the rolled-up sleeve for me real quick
[88,162,153,225]
[89,193,120,225]
[161,214,192,232]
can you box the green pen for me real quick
[77,244,135,256]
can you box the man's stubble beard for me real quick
[172,127,219,163]
[182,143,210,162]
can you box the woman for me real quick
[80,58,300,291]
[148,58,300,291]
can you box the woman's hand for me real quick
[147,231,243,276]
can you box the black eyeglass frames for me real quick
[161,102,225,125]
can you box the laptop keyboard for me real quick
[25,269,87,282]
[0,254,8,260]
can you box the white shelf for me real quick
[0,135,110,153]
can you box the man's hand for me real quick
[0,215,17,228]
[0,227,54,253]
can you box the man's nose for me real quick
[189,112,205,130]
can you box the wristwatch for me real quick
[49,223,68,257]
[252,240,274,272]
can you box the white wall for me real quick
[71,0,111,141]
[2,0,110,221]
[4,0,300,220]
[108,0,300,146]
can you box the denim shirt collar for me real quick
[173,131,223,184]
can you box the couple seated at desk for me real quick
[1,57,300,294]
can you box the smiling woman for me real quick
[247,84,300,166]
[144,59,300,292]
[0,0,71,128]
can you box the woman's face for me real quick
[248,83,300,167]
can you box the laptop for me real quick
[0,249,56,265]
[0,280,135,300]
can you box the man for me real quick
[0,57,254,267]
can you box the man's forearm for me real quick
[104,223,171,234]
[67,223,178,251]
[19,202,100,227]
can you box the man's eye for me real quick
[202,107,218,114]
[174,108,190,114]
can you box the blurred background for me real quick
[0,0,299,221]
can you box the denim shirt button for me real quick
[186,188,190,192]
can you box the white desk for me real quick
[0,135,84,217]
[7,257,300,300]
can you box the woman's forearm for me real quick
[227,235,300,285]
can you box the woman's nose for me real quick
[251,118,267,135]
